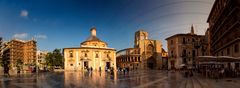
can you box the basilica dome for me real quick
[80,27,108,48]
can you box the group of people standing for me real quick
[118,67,129,75]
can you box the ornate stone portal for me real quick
[64,27,116,71]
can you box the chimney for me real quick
[90,27,97,36]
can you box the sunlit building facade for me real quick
[4,39,37,67]
[116,48,141,70]
[36,50,48,70]
[64,27,116,71]
[166,25,205,69]
[117,30,163,70]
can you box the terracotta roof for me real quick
[63,47,115,51]
[165,34,204,40]
[81,35,107,45]
[86,36,102,41]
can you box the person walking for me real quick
[189,69,193,77]
[123,67,126,75]
[4,65,10,77]
[220,68,225,79]
[90,67,93,72]
[17,66,21,77]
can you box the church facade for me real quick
[64,27,116,71]
[116,30,163,70]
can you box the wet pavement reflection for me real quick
[0,70,168,88]
[1,70,240,88]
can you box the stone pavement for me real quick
[1,70,240,88]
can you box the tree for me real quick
[45,49,64,69]
[1,57,10,68]
[1,52,10,76]
[16,59,23,66]
[53,49,64,67]
[16,59,23,73]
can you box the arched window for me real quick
[69,50,73,57]
[107,54,109,58]
[147,44,154,54]
[183,37,186,44]
[95,53,99,58]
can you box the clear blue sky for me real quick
[0,0,214,52]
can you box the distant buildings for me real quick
[36,50,48,70]
[161,48,168,69]
[116,30,164,70]
[64,27,116,71]
[165,25,205,69]
[117,48,141,70]
[207,0,240,57]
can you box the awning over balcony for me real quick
[197,56,240,63]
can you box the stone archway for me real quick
[147,56,156,69]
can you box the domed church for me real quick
[64,27,116,71]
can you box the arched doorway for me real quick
[147,56,156,69]
[106,62,110,70]
[84,61,88,69]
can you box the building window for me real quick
[69,51,73,57]
[84,53,88,57]
[95,53,99,58]
[182,49,186,56]
[171,40,173,45]
[192,50,195,57]
[234,44,239,53]
[147,44,154,54]
[107,54,109,58]
[183,38,186,44]
[227,48,230,55]
[79,63,80,65]
[192,38,195,42]
[70,64,73,66]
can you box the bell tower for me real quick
[134,30,148,48]
[190,24,195,35]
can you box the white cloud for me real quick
[13,33,28,39]
[20,10,28,17]
[12,33,47,40]
[35,34,47,39]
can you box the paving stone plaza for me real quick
[1,70,240,88]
